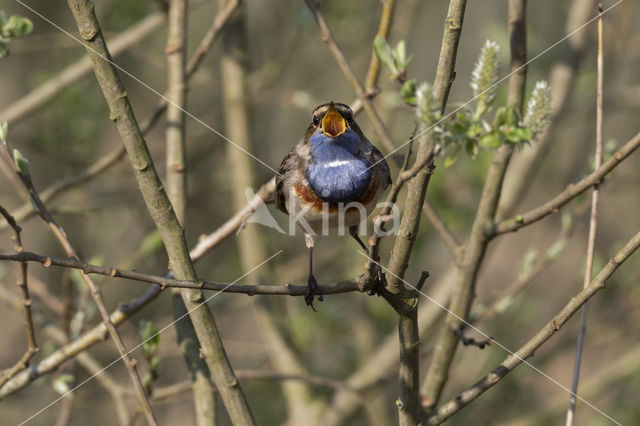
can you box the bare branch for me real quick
[0,142,157,424]
[0,205,38,387]
[422,0,525,411]
[303,0,396,153]
[65,0,255,423]
[426,229,640,424]
[566,5,604,425]
[489,130,640,236]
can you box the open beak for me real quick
[321,102,346,138]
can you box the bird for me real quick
[275,102,391,309]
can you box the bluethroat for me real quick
[275,102,391,309]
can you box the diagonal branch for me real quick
[426,229,640,425]
[303,0,396,153]
[421,0,526,410]
[0,144,157,423]
[65,0,255,423]
[0,176,272,398]
[0,205,38,387]
[489,130,640,236]
[0,0,241,231]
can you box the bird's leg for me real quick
[304,233,323,310]
[348,225,368,251]
[348,226,386,293]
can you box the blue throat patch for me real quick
[306,128,372,205]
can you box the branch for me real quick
[566,5,604,425]
[422,201,463,264]
[303,0,396,154]
[364,0,396,91]
[497,0,597,219]
[165,1,218,425]
[0,143,157,424]
[0,205,38,387]
[0,175,273,398]
[489,130,640,236]
[384,1,467,422]
[426,229,640,424]
[1,0,240,231]
[0,8,168,125]
[422,0,525,411]
[65,0,255,423]
[0,251,362,296]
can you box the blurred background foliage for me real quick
[1,0,639,425]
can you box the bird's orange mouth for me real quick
[321,102,346,138]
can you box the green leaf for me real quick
[464,140,478,158]
[139,320,160,358]
[395,40,407,64]
[493,106,507,127]
[5,15,33,39]
[12,149,30,175]
[546,240,566,260]
[520,249,538,278]
[372,35,398,75]
[505,107,520,126]
[444,144,461,168]
[0,41,8,58]
[0,121,7,142]
[479,131,504,148]
[465,123,483,139]
[141,230,164,255]
[400,79,418,105]
[53,374,75,396]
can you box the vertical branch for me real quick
[422,0,526,411]
[0,147,158,425]
[303,0,396,154]
[383,1,467,424]
[364,0,396,91]
[220,2,324,423]
[0,205,38,387]
[165,1,218,425]
[64,1,255,424]
[565,4,604,425]
[166,0,188,224]
[497,0,596,219]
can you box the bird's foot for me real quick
[368,267,388,296]
[305,275,324,311]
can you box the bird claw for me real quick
[368,267,388,296]
[305,275,324,310]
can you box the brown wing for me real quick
[274,144,302,214]
[364,141,392,189]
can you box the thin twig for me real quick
[1,0,240,231]
[303,0,396,154]
[497,0,597,219]
[0,9,169,124]
[0,251,363,296]
[422,201,463,263]
[0,205,38,387]
[364,0,396,91]
[65,0,256,422]
[426,229,640,425]
[0,143,158,425]
[422,0,524,411]
[565,5,604,425]
[489,130,640,235]
[165,1,218,423]
[0,175,274,398]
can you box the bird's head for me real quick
[305,102,364,150]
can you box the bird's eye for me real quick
[313,115,320,126]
